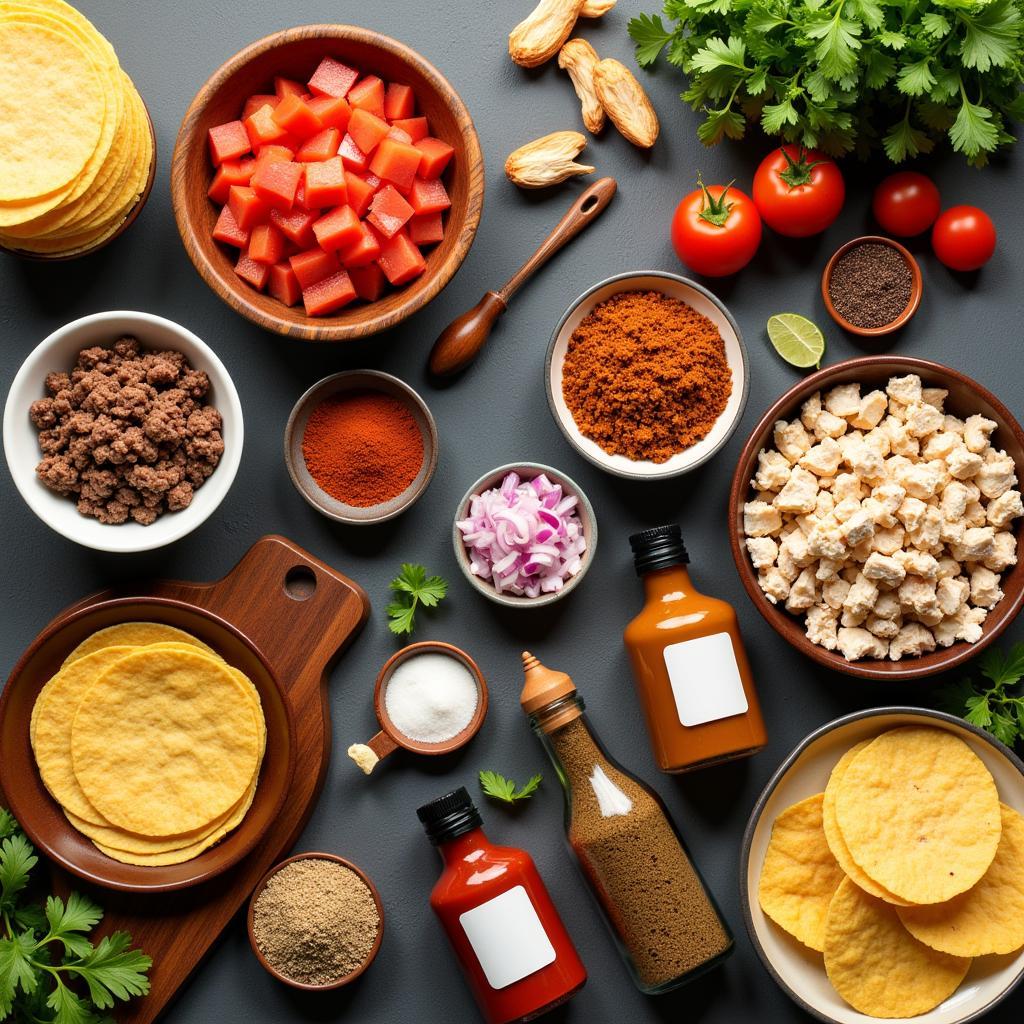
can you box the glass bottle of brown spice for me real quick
[520,652,734,995]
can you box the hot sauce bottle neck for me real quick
[629,524,698,599]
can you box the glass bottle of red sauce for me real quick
[417,787,587,1024]
[623,525,767,772]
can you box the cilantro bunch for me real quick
[0,809,151,1024]
[940,643,1024,747]
[629,0,1024,165]
[386,563,448,635]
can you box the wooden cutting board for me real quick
[38,535,369,1023]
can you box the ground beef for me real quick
[30,336,224,526]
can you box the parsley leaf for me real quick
[628,12,675,67]
[386,563,448,635]
[479,771,543,804]
[939,643,1024,748]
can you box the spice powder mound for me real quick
[561,290,732,463]
[252,858,380,985]
[301,390,424,507]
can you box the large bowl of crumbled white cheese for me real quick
[729,356,1024,681]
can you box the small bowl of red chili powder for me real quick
[285,369,437,524]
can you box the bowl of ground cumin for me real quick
[546,272,749,480]
[247,852,384,989]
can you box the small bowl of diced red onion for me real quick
[453,463,597,607]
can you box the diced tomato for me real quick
[392,117,429,143]
[415,136,455,179]
[407,211,445,246]
[307,94,352,132]
[274,76,306,99]
[312,204,362,252]
[235,251,271,290]
[270,206,318,248]
[292,177,314,212]
[227,185,271,232]
[339,220,382,267]
[383,82,415,121]
[408,176,451,215]
[244,105,290,149]
[338,133,370,173]
[367,184,414,239]
[208,120,250,166]
[303,269,357,315]
[290,246,339,288]
[272,94,323,139]
[349,262,386,302]
[386,125,413,144]
[250,160,303,210]
[208,157,255,204]
[377,229,426,285]
[242,93,280,121]
[212,204,249,248]
[295,127,341,162]
[308,57,359,99]
[253,144,295,172]
[249,223,286,265]
[347,75,385,118]
[344,171,376,216]
[348,109,390,155]
[369,138,423,191]
[304,156,347,208]
[268,262,302,306]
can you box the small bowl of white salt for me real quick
[346,641,488,774]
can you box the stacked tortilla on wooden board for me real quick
[31,622,267,866]
[0,0,153,255]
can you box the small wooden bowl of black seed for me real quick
[822,235,922,337]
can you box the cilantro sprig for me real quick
[629,0,1024,165]
[479,771,543,805]
[386,563,448,635]
[0,812,151,1023]
[939,643,1024,748]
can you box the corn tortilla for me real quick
[62,621,214,665]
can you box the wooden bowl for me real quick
[0,99,157,261]
[741,707,1024,1024]
[729,355,1024,681]
[247,851,384,989]
[171,25,484,342]
[284,369,437,523]
[0,596,296,892]
[821,236,922,337]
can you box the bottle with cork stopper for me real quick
[623,524,767,773]
[521,651,734,994]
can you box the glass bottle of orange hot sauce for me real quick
[623,525,767,772]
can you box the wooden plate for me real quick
[0,596,295,892]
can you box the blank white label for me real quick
[459,885,556,990]
[663,632,748,727]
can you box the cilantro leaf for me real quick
[922,13,952,38]
[697,104,747,144]
[479,771,542,804]
[806,15,862,81]
[386,563,448,635]
[761,99,799,134]
[514,774,543,800]
[0,931,38,1014]
[0,811,16,842]
[897,59,937,96]
[0,834,37,911]
[628,12,675,67]
[47,980,99,1024]
[70,932,151,1009]
[939,644,1024,749]
[46,893,103,940]
[957,0,1020,72]
[950,94,1000,158]
[883,115,934,161]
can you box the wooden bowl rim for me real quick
[0,594,297,892]
[170,23,484,342]
[246,851,385,990]
[372,640,489,755]
[728,354,1024,681]
[820,235,923,337]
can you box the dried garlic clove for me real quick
[509,0,586,69]
[558,38,605,134]
[505,131,595,189]
[593,58,660,149]
[580,0,616,15]
[347,743,379,775]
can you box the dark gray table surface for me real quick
[2,1,1022,1022]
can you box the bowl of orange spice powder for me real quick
[284,369,437,524]
[546,271,749,480]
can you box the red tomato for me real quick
[932,205,996,272]
[873,172,941,237]
[752,145,844,237]
[671,178,762,277]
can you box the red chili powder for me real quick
[301,391,424,507]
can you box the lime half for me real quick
[767,313,825,369]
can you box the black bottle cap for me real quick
[416,787,483,845]
[629,524,690,576]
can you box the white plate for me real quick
[545,271,749,480]
[3,311,243,553]
[741,708,1024,1024]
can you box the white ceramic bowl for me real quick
[545,270,749,480]
[741,708,1024,1024]
[3,311,243,553]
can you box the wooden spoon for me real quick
[428,177,617,378]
